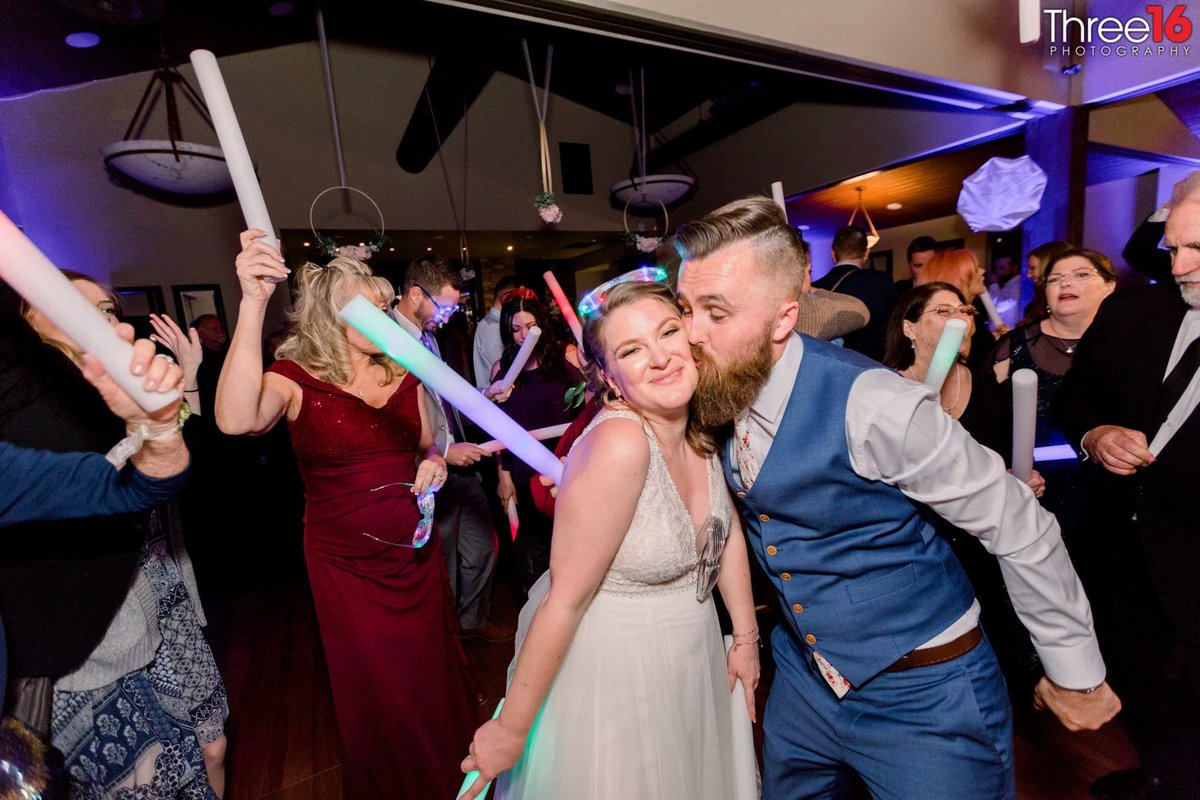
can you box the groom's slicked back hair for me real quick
[674,196,805,301]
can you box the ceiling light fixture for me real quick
[886,202,903,210]
[101,52,234,195]
[848,187,880,249]
[65,32,100,48]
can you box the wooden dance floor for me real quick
[205,574,1137,799]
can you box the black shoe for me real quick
[1089,768,1164,800]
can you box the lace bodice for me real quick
[571,408,732,597]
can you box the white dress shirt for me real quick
[473,307,504,389]
[738,333,1106,690]
[1150,307,1200,456]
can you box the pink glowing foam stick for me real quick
[543,271,584,350]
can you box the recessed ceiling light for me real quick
[797,225,810,231]
[388,247,395,252]
[506,245,514,252]
[886,202,903,210]
[303,241,311,247]
[426,246,432,252]
[65,32,101,48]
[268,2,295,16]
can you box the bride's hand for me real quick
[727,640,760,724]
[459,718,526,799]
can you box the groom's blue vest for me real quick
[723,336,975,687]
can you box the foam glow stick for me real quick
[506,496,520,541]
[457,698,505,799]
[977,290,1004,329]
[923,318,967,392]
[771,181,787,215]
[1011,368,1038,480]
[496,326,541,392]
[1033,444,1077,462]
[477,423,570,455]
[339,297,564,483]
[0,211,178,411]
[189,50,279,253]
[543,271,583,350]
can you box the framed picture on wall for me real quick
[172,283,227,333]
[866,250,893,277]
[113,285,166,339]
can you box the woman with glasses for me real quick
[484,289,585,587]
[216,231,474,798]
[15,272,229,798]
[461,278,758,800]
[883,283,1045,702]
[916,248,1009,369]
[991,249,1117,547]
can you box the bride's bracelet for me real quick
[731,627,760,652]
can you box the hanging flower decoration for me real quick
[314,230,390,261]
[309,185,389,262]
[623,191,669,255]
[535,191,562,224]
[624,232,662,253]
[523,40,561,225]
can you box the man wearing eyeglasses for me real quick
[1056,171,1200,800]
[675,196,1118,800]
[393,256,512,643]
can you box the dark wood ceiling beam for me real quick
[395,45,497,173]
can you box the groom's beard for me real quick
[691,327,774,430]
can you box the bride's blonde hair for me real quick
[580,280,715,455]
[275,257,399,388]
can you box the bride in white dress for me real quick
[460,277,760,800]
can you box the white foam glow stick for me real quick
[543,271,584,350]
[339,297,563,483]
[771,181,787,215]
[0,212,177,411]
[476,423,570,455]
[1011,368,1038,480]
[977,290,1004,329]
[189,50,279,253]
[496,326,540,392]
[923,318,967,392]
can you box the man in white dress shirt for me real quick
[675,196,1119,800]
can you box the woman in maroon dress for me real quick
[215,229,475,797]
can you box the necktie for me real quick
[1155,333,1200,429]
[734,411,760,490]
[420,332,465,441]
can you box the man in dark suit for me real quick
[812,226,896,360]
[894,235,936,295]
[1055,171,1200,800]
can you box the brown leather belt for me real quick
[884,625,982,673]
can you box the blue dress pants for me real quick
[763,626,1015,800]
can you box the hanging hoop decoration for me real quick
[522,39,561,225]
[623,190,669,254]
[308,185,390,260]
